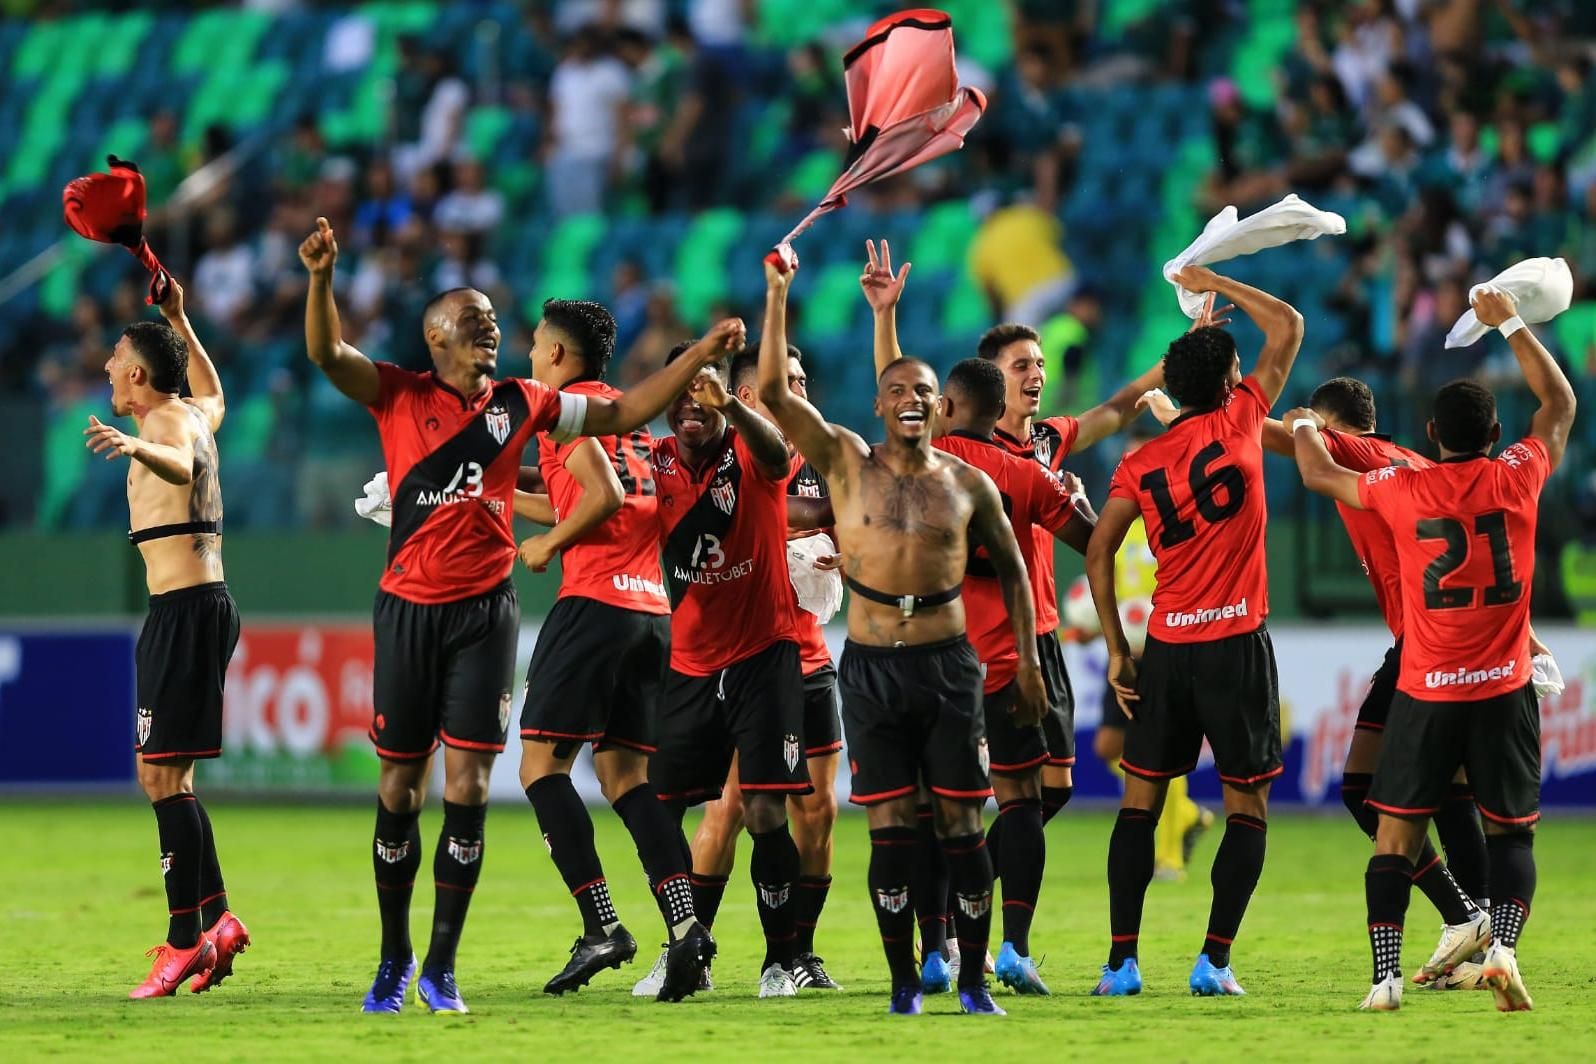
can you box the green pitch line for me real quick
[1,802,1591,1062]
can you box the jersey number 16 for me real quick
[1139,441,1245,549]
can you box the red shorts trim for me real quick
[440,729,505,754]
[656,787,721,803]
[521,728,603,742]
[1045,755,1077,767]
[1119,757,1197,781]
[1366,799,1442,818]
[1353,721,1385,733]
[804,741,844,757]
[740,782,812,792]
[849,784,918,806]
[1217,765,1284,786]
[1476,804,1540,826]
[137,748,223,761]
[596,735,658,754]
[990,753,1049,774]
[929,785,995,800]
[369,732,438,762]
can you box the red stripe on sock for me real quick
[1204,933,1234,945]
[1411,855,1442,879]
[1110,934,1139,943]
[197,890,227,907]
[435,881,475,893]
[571,878,606,896]
[653,872,689,895]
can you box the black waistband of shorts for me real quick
[130,520,221,544]
[843,634,971,659]
[843,574,961,615]
[379,578,515,609]
[149,581,229,607]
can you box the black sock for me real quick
[1436,783,1489,905]
[1341,772,1379,838]
[985,812,1004,877]
[193,799,229,928]
[749,824,801,968]
[611,783,696,937]
[152,794,204,949]
[373,800,422,961]
[794,875,831,955]
[1410,838,1477,925]
[1366,853,1414,981]
[995,798,1044,955]
[869,827,920,988]
[942,832,994,990]
[1106,808,1156,966]
[527,776,614,938]
[1487,832,1536,949]
[690,873,729,931]
[1041,785,1072,822]
[1202,813,1267,968]
[423,801,486,974]
[911,805,948,957]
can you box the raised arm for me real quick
[1073,361,1167,450]
[1086,495,1139,714]
[1172,265,1304,407]
[1471,288,1577,469]
[1261,418,1294,457]
[84,406,194,485]
[579,319,746,437]
[517,438,624,572]
[759,258,855,478]
[691,371,790,481]
[860,239,910,379]
[965,465,1046,725]
[1284,408,1364,508]
[299,217,381,405]
[156,277,225,432]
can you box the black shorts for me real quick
[803,665,843,757]
[135,582,240,762]
[1368,684,1540,828]
[838,636,991,805]
[371,580,519,760]
[1099,675,1129,730]
[1037,631,1076,766]
[650,639,809,804]
[1356,640,1403,732]
[985,681,1048,775]
[521,596,669,754]
[1123,626,1282,787]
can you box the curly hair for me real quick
[122,321,188,394]
[945,357,1006,422]
[1431,379,1498,453]
[1309,376,1377,432]
[1162,326,1237,410]
[541,299,618,382]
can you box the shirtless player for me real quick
[86,278,249,999]
[756,253,1040,1017]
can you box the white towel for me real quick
[355,471,392,527]
[786,532,843,623]
[1532,653,1565,700]
[1444,257,1573,349]
[1164,194,1347,318]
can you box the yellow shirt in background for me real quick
[968,204,1072,308]
[1116,518,1158,601]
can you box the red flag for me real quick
[770,9,985,268]
[62,155,170,304]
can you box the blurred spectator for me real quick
[656,16,736,210]
[394,49,470,183]
[619,285,686,387]
[610,259,650,356]
[275,115,326,200]
[615,26,683,212]
[353,159,413,248]
[193,210,258,330]
[968,199,1074,324]
[140,110,185,206]
[545,28,633,216]
[557,0,665,36]
[434,158,505,236]
[433,230,507,304]
[1038,286,1100,415]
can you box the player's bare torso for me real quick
[128,401,224,595]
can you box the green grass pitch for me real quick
[2,800,1591,1062]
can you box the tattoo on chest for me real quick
[857,456,962,547]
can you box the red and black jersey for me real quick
[1107,375,1270,644]
[936,431,1077,693]
[370,364,585,604]
[1357,437,1549,700]
[653,428,797,676]
[787,455,834,677]
[995,414,1081,634]
[1320,429,1433,639]
[539,379,668,615]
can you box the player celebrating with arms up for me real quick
[1287,288,1575,1012]
[759,254,1040,1017]
[299,218,734,1014]
[88,278,248,999]
[1086,265,1303,999]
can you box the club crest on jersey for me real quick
[1033,432,1054,468]
[447,837,483,864]
[375,838,412,864]
[710,476,737,516]
[783,733,800,772]
[875,886,910,914]
[136,706,152,747]
[485,405,511,445]
[757,882,791,909]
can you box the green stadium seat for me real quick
[38,398,101,529]
[673,208,745,323]
[800,262,864,340]
[907,202,978,274]
[1553,303,1595,365]
[529,213,606,310]
[465,106,513,160]
[941,277,987,335]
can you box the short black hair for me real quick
[1309,376,1377,432]
[1162,326,1237,410]
[422,287,478,330]
[729,342,803,394]
[945,357,1005,421]
[665,340,723,377]
[977,323,1039,362]
[122,321,187,394]
[541,299,617,381]
[1432,379,1498,453]
[879,356,937,387]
